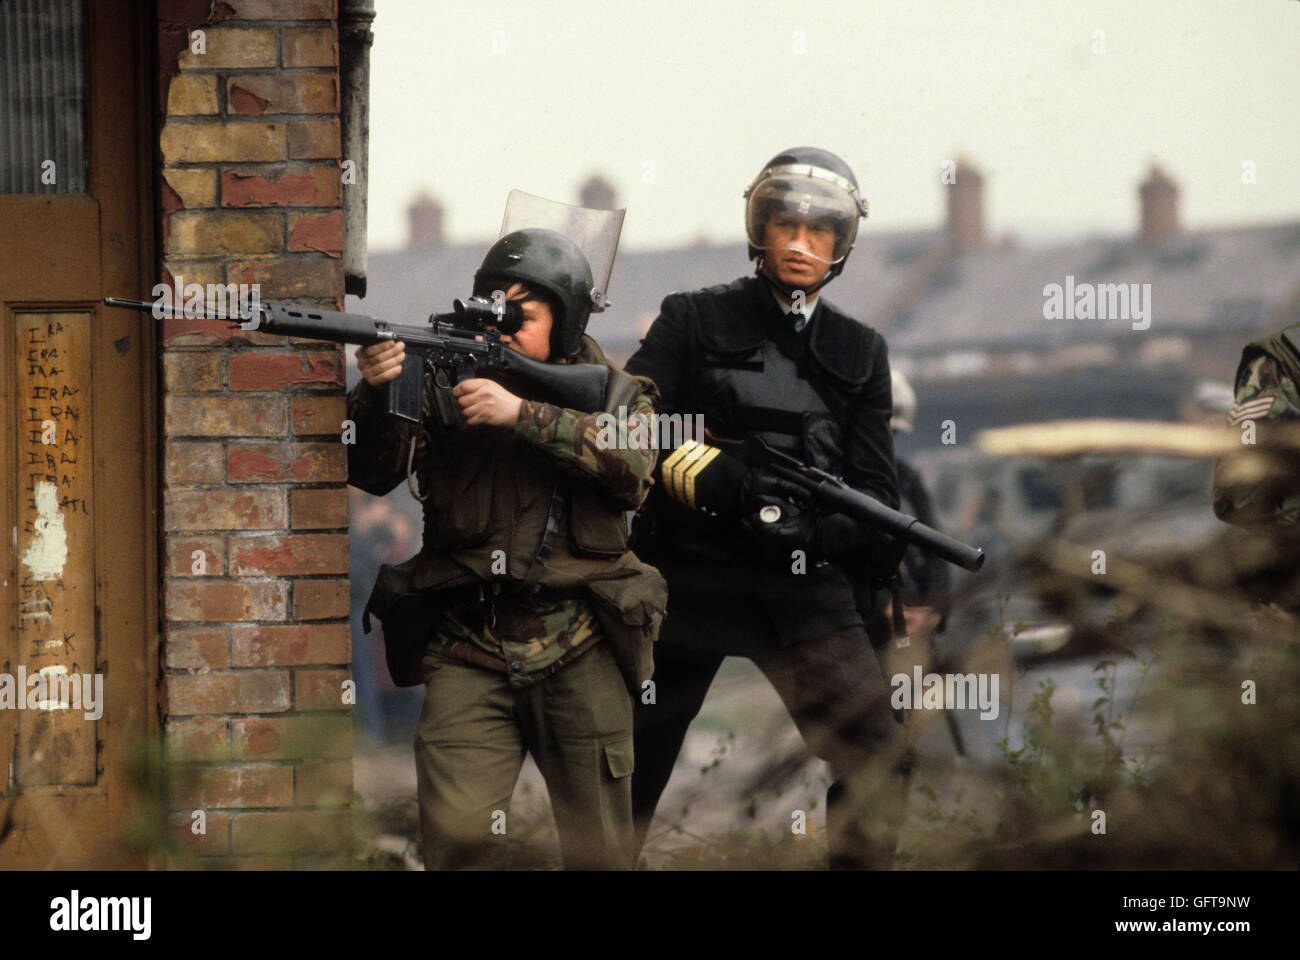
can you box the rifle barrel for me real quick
[103,297,246,323]
[106,294,611,413]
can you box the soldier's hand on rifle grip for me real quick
[358,341,406,387]
[454,377,523,428]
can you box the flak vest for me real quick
[684,285,874,471]
[405,335,667,690]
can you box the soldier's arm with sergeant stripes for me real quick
[1212,353,1300,526]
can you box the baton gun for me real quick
[103,295,610,420]
[709,434,985,572]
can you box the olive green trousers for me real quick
[414,640,636,870]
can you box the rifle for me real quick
[103,295,610,420]
[711,434,986,572]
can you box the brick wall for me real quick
[156,0,353,868]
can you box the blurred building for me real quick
[355,166,1300,457]
[882,162,1300,452]
[578,174,618,211]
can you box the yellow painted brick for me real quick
[227,74,338,116]
[164,168,219,208]
[160,121,285,163]
[166,211,284,258]
[177,27,276,70]
[162,260,226,286]
[286,120,340,160]
[281,27,337,68]
[166,74,219,115]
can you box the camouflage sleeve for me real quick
[1226,354,1300,426]
[1211,354,1300,525]
[513,391,659,509]
[345,377,416,497]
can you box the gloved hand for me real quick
[739,468,811,511]
[738,469,824,567]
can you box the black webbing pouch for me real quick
[362,553,438,688]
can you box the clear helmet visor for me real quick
[499,189,625,311]
[745,176,861,265]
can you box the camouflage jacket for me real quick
[347,334,666,688]
[1211,332,1300,526]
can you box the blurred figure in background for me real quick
[888,369,950,658]
[349,491,423,743]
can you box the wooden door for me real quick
[0,0,157,867]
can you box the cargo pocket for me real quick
[569,487,630,557]
[423,441,496,549]
[586,572,666,695]
[602,736,634,780]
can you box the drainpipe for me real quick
[339,0,375,298]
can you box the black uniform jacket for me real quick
[625,274,899,651]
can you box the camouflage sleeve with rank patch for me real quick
[513,391,659,510]
[1212,354,1300,526]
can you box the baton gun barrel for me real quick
[765,462,985,572]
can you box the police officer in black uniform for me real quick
[626,147,909,868]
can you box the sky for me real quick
[364,0,1300,252]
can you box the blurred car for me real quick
[908,446,1220,661]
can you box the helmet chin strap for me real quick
[755,257,835,301]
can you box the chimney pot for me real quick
[1139,163,1180,245]
[947,157,985,255]
[407,193,444,248]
